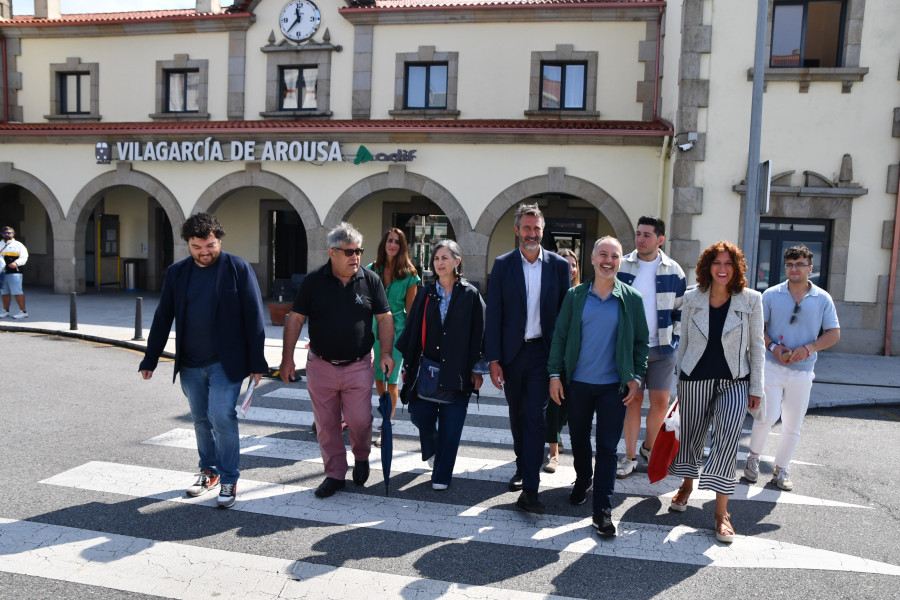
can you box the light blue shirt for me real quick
[763,280,839,372]
[435,282,452,325]
[521,247,543,340]
[572,287,620,385]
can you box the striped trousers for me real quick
[668,378,748,495]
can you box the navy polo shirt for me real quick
[292,261,390,362]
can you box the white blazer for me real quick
[677,286,765,397]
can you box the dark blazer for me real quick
[140,251,268,383]
[396,279,485,395]
[485,248,571,364]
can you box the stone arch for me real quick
[66,163,185,293]
[326,165,472,275]
[0,163,68,292]
[473,169,635,282]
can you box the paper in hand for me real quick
[235,378,256,419]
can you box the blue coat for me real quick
[139,251,268,383]
[485,248,571,364]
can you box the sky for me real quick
[13,1,224,15]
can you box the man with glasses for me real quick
[280,222,395,499]
[140,213,268,509]
[0,226,29,319]
[743,245,840,490]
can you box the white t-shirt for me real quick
[632,254,661,347]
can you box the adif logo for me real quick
[355,293,364,305]
[353,145,417,164]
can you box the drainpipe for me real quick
[657,135,670,221]
[1,35,7,123]
[886,167,900,356]
[653,6,663,119]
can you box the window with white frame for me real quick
[539,62,587,110]
[279,66,319,111]
[771,0,846,68]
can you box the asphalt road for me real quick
[1,331,898,600]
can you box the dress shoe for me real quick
[508,469,524,491]
[314,477,346,498]
[515,489,546,514]
[593,509,616,538]
[569,477,593,506]
[352,460,370,486]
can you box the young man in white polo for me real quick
[614,216,686,478]
[743,245,840,491]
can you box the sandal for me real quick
[669,482,693,512]
[715,512,735,543]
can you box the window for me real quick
[391,47,458,118]
[756,219,831,291]
[527,46,598,117]
[279,66,318,111]
[771,1,846,68]
[59,72,90,114]
[152,55,209,121]
[166,70,200,113]
[540,62,586,110]
[47,58,100,121]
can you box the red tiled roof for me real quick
[0,119,672,136]
[0,8,238,26]
[350,0,663,6]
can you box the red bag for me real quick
[647,400,680,484]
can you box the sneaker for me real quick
[12,312,28,319]
[432,482,448,490]
[638,442,652,462]
[743,454,760,483]
[592,510,616,538]
[543,455,559,474]
[569,477,593,506]
[217,482,236,508]
[616,456,637,479]
[772,467,794,491]
[0,310,8,317]
[186,469,220,497]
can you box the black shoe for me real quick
[593,510,616,538]
[508,469,524,491]
[515,489,546,514]
[352,460,370,486]
[314,477,346,498]
[569,477,593,506]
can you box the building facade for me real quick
[0,0,897,354]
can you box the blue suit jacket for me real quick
[140,251,268,383]
[485,248,571,364]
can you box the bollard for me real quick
[133,297,145,341]
[69,292,78,331]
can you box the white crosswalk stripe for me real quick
[0,518,578,600]
[38,462,900,575]
[144,428,866,508]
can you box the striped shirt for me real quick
[616,249,686,355]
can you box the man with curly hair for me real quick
[140,212,268,509]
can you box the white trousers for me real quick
[749,361,815,469]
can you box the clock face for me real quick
[279,0,321,42]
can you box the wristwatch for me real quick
[768,341,778,352]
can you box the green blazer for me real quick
[547,278,650,390]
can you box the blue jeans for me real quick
[179,362,243,484]
[410,394,469,486]
[567,381,627,513]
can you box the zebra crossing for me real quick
[3,376,899,600]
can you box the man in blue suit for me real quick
[486,203,570,514]
[140,212,268,509]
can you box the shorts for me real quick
[0,273,23,295]
[641,345,677,392]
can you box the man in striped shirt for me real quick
[615,216,686,478]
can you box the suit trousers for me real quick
[502,341,550,490]
[305,350,375,479]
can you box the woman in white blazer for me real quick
[668,241,764,543]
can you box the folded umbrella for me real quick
[377,391,393,496]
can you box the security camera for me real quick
[677,141,694,152]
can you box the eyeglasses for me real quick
[1,231,11,235]
[784,263,810,271]
[789,302,801,325]
[331,247,364,257]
